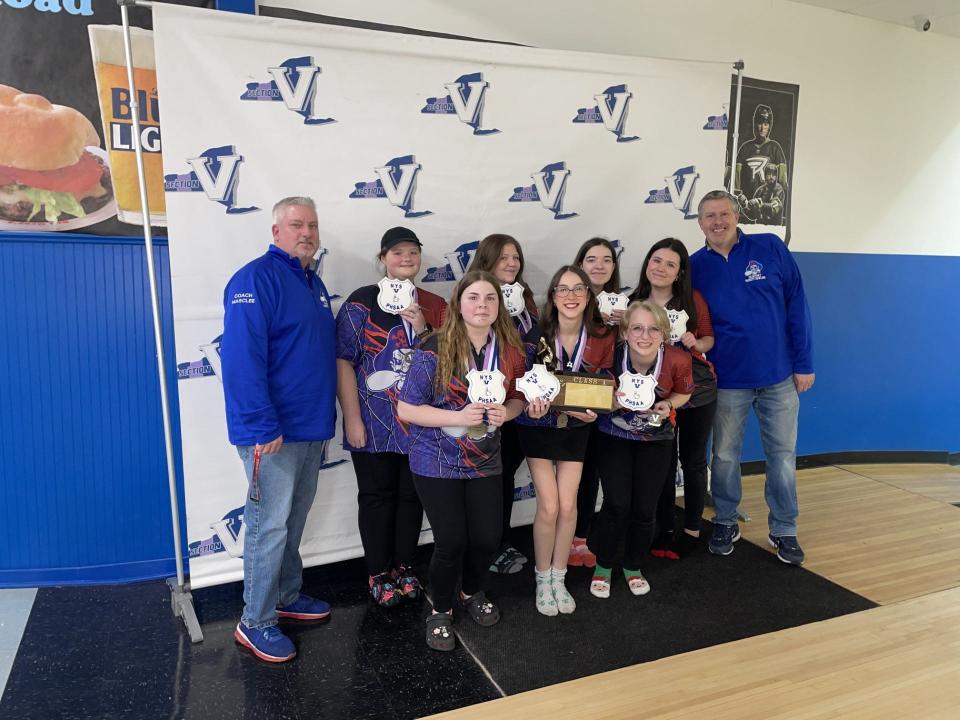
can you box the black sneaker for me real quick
[489,547,525,574]
[708,523,740,556]
[768,534,805,565]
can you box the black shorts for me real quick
[516,423,591,462]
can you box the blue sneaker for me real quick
[277,593,331,621]
[234,622,296,663]
[708,523,741,556]
[768,534,805,565]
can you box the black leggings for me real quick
[498,421,525,548]
[588,434,673,570]
[413,473,502,614]
[655,400,717,535]
[351,451,423,575]
[574,425,601,538]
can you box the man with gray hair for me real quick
[221,196,337,662]
[689,190,814,565]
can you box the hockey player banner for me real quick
[726,76,799,244]
[151,3,729,588]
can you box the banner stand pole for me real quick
[118,0,202,643]
[728,60,745,195]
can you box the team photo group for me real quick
[220,188,814,662]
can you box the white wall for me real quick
[267,0,960,256]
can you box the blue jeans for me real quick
[238,441,325,628]
[711,377,799,536]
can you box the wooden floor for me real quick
[428,463,960,720]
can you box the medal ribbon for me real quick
[556,325,588,372]
[401,286,419,344]
[517,309,533,335]
[468,330,499,372]
[622,343,663,380]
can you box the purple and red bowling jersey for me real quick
[336,284,446,454]
[597,343,693,442]
[398,334,525,479]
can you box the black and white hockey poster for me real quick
[726,76,799,244]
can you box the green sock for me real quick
[623,567,643,582]
[592,565,612,580]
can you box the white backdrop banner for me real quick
[152,3,729,589]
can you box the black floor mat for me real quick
[457,518,876,695]
[1,517,876,718]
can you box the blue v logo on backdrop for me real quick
[644,165,700,219]
[164,146,259,215]
[189,506,245,559]
[508,161,579,220]
[348,155,433,218]
[422,240,480,283]
[702,106,728,130]
[177,334,222,382]
[239,56,335,126]
[572,84,640,143]
[420,72,500,135]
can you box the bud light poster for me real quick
[0,0,208,235]
[726,76,799,244]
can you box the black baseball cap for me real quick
[380,226,422,252]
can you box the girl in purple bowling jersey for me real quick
[397,271,526,652]
[466,234,539,575]
[336,227,447,609]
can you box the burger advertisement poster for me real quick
[0,0,209,235]
[725,75,799,245]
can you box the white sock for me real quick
[535,567,558,616]
[551,567,576,614]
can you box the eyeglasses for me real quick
[554,285,588,299]
[628,324,664,338]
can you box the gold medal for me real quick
[467,425,488,440]
[556,413,568,429]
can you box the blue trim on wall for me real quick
[215,0,256,15]
[0,233,187,588]
[1,238,958,587]
[738,251,960,461]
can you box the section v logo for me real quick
[508,161,579,220]
[239,56,335,126]
[702,106,728,130]
[422,240,480,283]
[644,165,700,220]
[178,335,223,382]
[420,72,500,136]
[164,145,259,215]
[348,155,433,218]
[572,84,639,143]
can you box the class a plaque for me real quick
[551,372,616,412]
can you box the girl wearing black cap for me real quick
[336,227,447,607]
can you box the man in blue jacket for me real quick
[221,196,337,662]
[690,190,814,566]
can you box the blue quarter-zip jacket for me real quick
[689,230,813,389]
[221,245,337,446]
